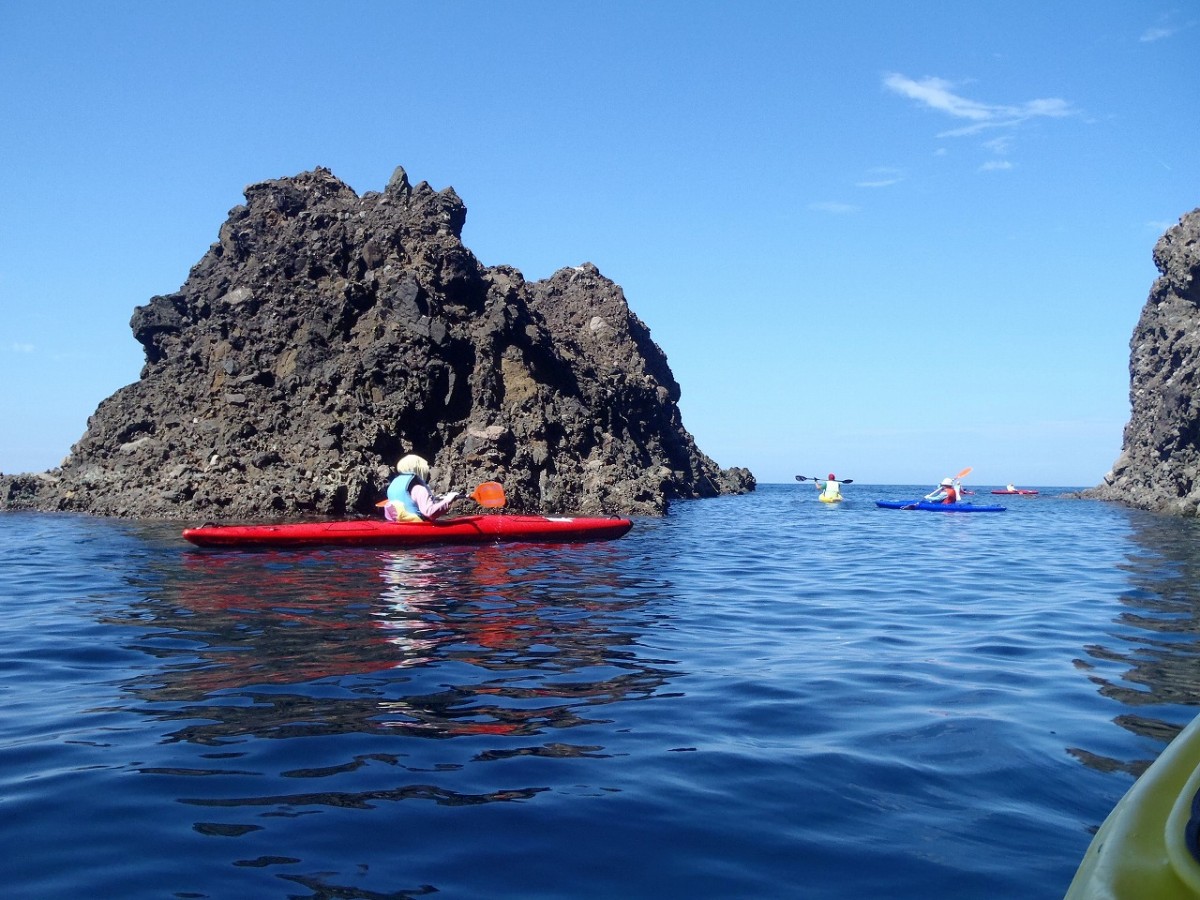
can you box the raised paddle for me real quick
[795,475,854,484]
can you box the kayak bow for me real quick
[1066,712,1200,898]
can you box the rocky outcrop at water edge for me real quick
[1082,208,1200,514]
[0,166,754,520]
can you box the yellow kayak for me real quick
[818,494,843,503]
[1066,713,1200,898]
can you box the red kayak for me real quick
[183,514,633,548]
[990,489,1039,495]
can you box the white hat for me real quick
[396,454,431,481]
[940,478,953,486]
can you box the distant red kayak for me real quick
[183,514,633,548]
[990,489,1039,495]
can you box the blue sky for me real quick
[2,3,1197,487]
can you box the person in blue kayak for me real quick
[924,476,960,504]
[815,473,842,501]
[384,454,461,522]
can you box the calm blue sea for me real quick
[2,484,1198,898]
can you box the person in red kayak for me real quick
[924,477,960,504]
[384,454,461,522]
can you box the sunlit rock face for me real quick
[1,166,753,519]
[1084,208,1200,515]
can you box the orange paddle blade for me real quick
[470,482,506,508]
[375,500,390,507]
[956,466,973,480]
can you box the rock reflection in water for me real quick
[121,542,677,746]
[1072,515,1200,774]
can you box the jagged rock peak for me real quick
[1082,207,1200,514]
[1,166,754,519]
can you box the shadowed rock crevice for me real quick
[1,166,754,519]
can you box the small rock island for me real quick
[0,166,754,519]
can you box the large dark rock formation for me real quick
[0,166,753,519]
[1083,208,1200,514]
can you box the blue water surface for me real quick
[2,484,1199,898]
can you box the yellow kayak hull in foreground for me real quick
[1066,713,1200,898]
[818,495,843,503]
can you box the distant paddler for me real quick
[817,473,843,503]
[795,473,853,502]
[923,466,973,505]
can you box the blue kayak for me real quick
[875,500,1006,513]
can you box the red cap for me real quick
[828,473,835,480]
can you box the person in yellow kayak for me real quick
[384,454,461,522]
[815,473,843,502]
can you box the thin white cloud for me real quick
[883,74,993,121]
[808,201,859,214]
[883,73,1076,136]
[884,72,1076,170]
[856,167,904,188]
[1140,26,1174,42]
[1024,98,1073,117]
[9,342,35,353]
[1139,14,1197,43]
[983,136,1013,155]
